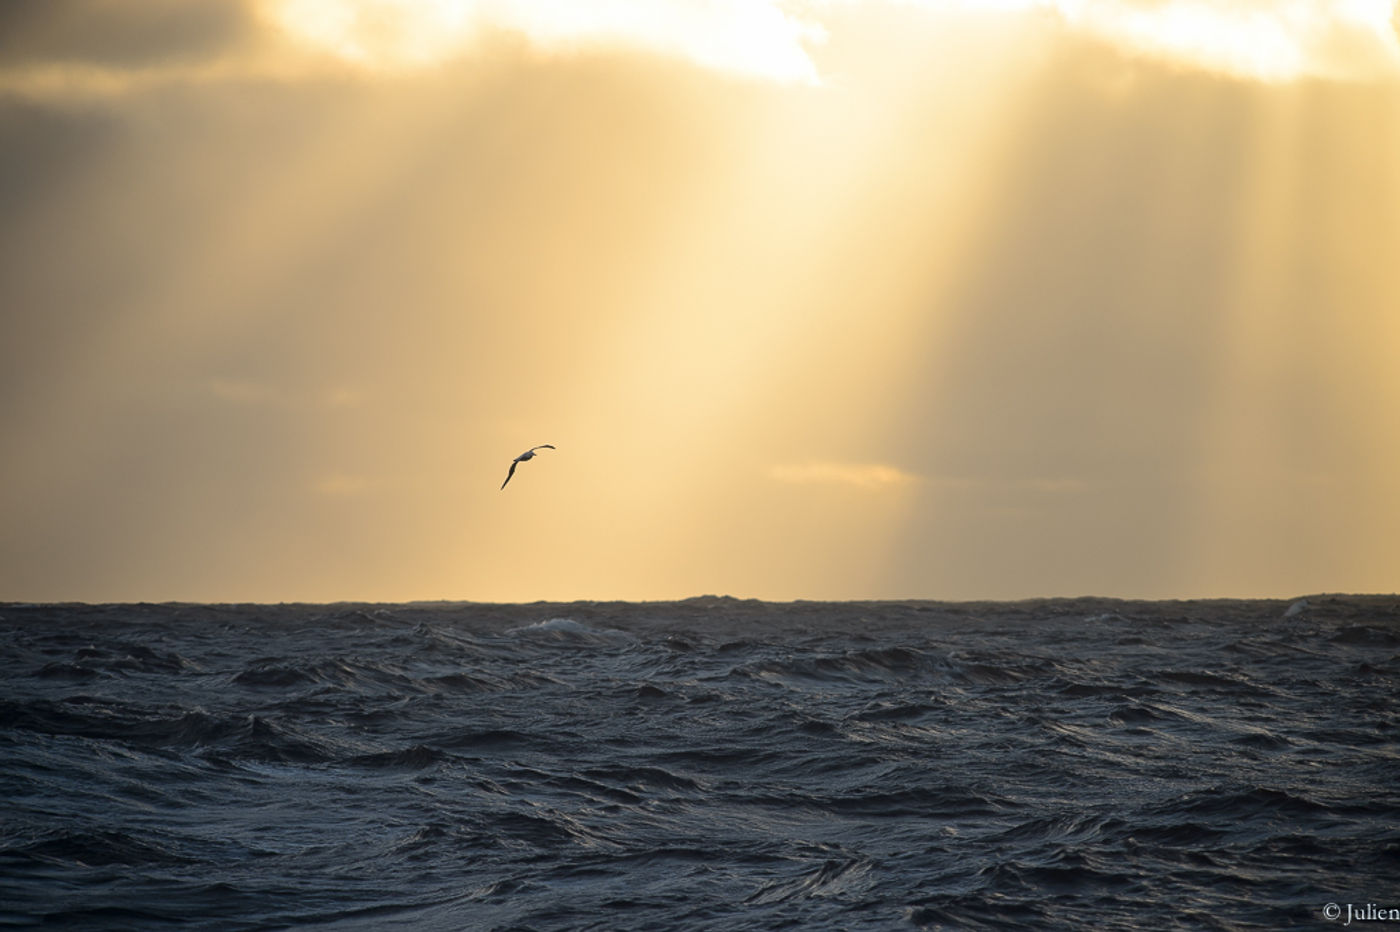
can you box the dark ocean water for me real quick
[2,596,1398,931]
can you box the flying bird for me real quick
[500,444,555,490]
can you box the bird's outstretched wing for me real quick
[500,460,518,490]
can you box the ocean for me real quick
[2,596,1397,930]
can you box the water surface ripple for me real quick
[2,596,1397,929]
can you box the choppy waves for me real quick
[2,596,1397,930]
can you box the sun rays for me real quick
[3,2,1400,600]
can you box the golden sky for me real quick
[2,0,1398,602]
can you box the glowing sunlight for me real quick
[261,0,827,82]
[3,0,1399,601]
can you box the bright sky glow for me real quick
[1047,0,1400,81]
[3,1,1400,602]
[261,0,827,82]
[259,0,1400,83]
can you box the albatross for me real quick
[500,444,555,490]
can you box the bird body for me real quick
[501,444,555,489]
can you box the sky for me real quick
[2,0,1399,603]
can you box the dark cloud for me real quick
[0,0,257,69]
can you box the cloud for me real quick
[0,0,827,98]
[253,0,1400,87]
[4,0,1393,97]
[261,0,826,83]
[767,460,1091,495]
[0,0,277,99]
[768,461,918,489]
[1048,0,1400,82]
[0,0,257,68]
[877,0,1400,82]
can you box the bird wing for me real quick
[500,460,518,490]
